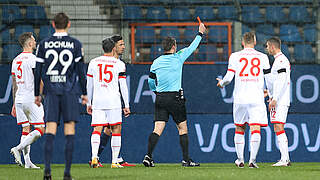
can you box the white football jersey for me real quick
[228,48,270,104]
[269,52,291,106]
[87,55,126,109]
[11,52,37,104]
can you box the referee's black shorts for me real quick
[154,92,187,124]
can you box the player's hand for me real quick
[35,96,42,107]
[216,78,223,88]
[269,99,277,112]
[81,95,88,105]
[199,23,206,34]
[11,104,16,117]
[263,89,268,98]
[123,107,131,117]
[87,105,92,115]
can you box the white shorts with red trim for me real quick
[91,108,122,127]
[233,103,268,127]
[270,105,289,124]
[15,103,45,127]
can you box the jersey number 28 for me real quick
[239,57,260,77]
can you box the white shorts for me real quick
[270,105,289,124]
[15,103,45,128]
[91,108,122,127]
[233,103,268,127]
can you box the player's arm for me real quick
[11,72,17,117]
[262,55,273,99]
[86,62,94,111]
[177,23,206,62]
[148,71,156,92]
[119,70,130,117]
[34,44,44,106]
[217,54,235,88]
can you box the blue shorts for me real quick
[44,93,80,124]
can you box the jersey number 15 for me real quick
[98,64,113,83]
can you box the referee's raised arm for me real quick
[178,23,207,62]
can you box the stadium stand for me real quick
[217,6,237,21]
[294,44,315,63]
[304,24,316,42]
[208,26,228,43]
[150,44,163,60]
[241,6,264,24]
[195,6,215,21]
[146,7,168,21]
[2,5,22,24]
[135,26,156,43]
[2,44,21,62]
[289,6,312,24]
[123,6,143,21]
[0,25,11,44]
[160,26,181,42]
[39,25,55,41]
[14,25,34,41]
[25,6,48,24]
[279,24,303,43]
[170,7,191,21]
[265,6,288,24]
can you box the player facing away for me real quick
[86,37,130,168]
[34,13,87,180]
[217,32,271,168]
[88,35,135,167]
[10,32,45,169]
[265,37,291,166]
[143,23,206,167]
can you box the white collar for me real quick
[53,32,68,36]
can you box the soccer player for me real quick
[34,13,87,180]
[265,37,291,166]
[88,35,135,167]
[217,32,271,168]
[86,37,130,168]
[10,32,45,169]
[142,23,206,167]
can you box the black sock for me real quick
[147,132,160,158]
[44,133,55,174]
[98,133,110,157]
[179,134,189,161]
[64,135,74,176]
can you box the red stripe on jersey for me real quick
[235,131,245,135]
[251,130,261,135]
[11,72,15,75]
[92,131,101,136]
[112,133,121,136]
[118,76,126,79]
[109,122,122,126]
[87,74,93,78]
[22,132,29,136]
[91,123,109,127]
[17,121,29,125]
[30,122,45,125]
[35,128,44,136]
[276,130,285,136]
[228,69,235,73]
[271,121,285,124]
[249,123,268,127]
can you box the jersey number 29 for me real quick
[46,49,73,75]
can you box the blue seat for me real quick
[256,24,275,44]
[217,6,237,20]
[135,26,156,43]
[11,0,37,4]
[255,44,265,53]
[150,44,163,60]
[26,6,48,24]
[241,6,264,23]
[265,6,287,23]
[199,44,218,62]
[304,24,316,42]
[2,5,22,24]
[242,24,251,34]
[146,7,167,21]
[2,44,22,62]
[170,7,191,21]
[39,25,54,41]
[279,24,302,43]
[123,6,143,21]
[184,26,204,43]
[281,44,290,59]
[294,44,315,63]
[160,26,180,42]
[222,44,232,61]
[14,25,35,41]
[208,26,228,43]
[0,25,11,44]
[195,7,215,21]
[289,6,312,24]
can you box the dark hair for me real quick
[242,32,255,45]
[266,37,281,49]
[53,12,69,29]
[18,32,33,47]
[110,34,123,43]
[102,38,115,53]
[162,36,176,52]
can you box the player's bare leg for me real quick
[110,124,123,168]
[143,121,165,167]
[44,122,58,180]
[249,125,261,168]
[234,125,246,168]
[63,121,75,180]
[90,126,103,168]
[273,123,291,166]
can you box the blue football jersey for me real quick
[35,32,86,95]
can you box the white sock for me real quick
[111,134,121,164]
[234,132,245,161]
[91,131,101,159]
[20,134,31,165]
[249,131,261,162]
[17,130,41,151]
[276,131,289,161]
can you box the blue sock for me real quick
[64,135,74,176]
[97,133,110,157]
[44,133,55,174]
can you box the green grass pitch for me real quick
[0,163,319,180]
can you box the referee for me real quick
[142,23,206,167]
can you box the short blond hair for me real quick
[242,32,255,45]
